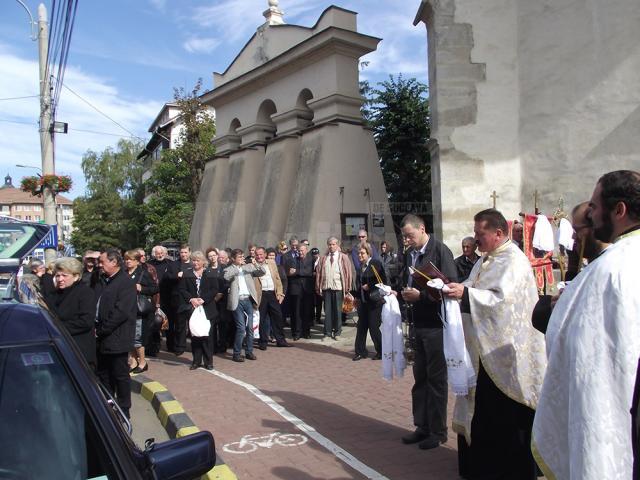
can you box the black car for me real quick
[0,303,215,479]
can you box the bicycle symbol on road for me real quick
[222,432,309,454]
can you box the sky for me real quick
[1,0,428,199]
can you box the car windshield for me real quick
[0,220,49,260]
[0,343,115,479]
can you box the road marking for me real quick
[206,369,390,480]
[223,432,308,454]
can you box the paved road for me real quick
[143,323,461,480]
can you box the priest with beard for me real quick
[532,170,640,480]
[445,208,547,480]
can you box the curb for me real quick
[131,373,237,480]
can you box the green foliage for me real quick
[366,75,432,232]
[70,138,146,252]
[143,78,216,246]
[170,78,216,201]
[143,149,194,246]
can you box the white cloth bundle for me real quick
[427,279,476,395]
[379,284,406,380]
[533,214,555,251]
[557,217,574,251]
[189,306,211,337]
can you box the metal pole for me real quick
[38,3,57,263]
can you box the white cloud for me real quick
[0,46,161,198]
[183,37,221,54]
[148,0,167,11]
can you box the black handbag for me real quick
[137,294,153,316]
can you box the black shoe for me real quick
[232,355,244,363]
[402,430,428,445]
[189,364,200,370]
[174,350,184,357]
[276,341,292,347]
[292,336,300,341]
[132,363,149,374]
[258,344,267,351]
[371,354,382,360]
[352,354,366,361]
[205,365,214,371]
[418,436,445,450]
[245,353,257,360]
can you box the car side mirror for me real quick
[145,431,216,480]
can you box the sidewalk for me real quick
[144,322,461,479]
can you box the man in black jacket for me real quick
[95,248,137,418]
[399,214,458,451]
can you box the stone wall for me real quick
[415,0,640,254]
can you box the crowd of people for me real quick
[18,169,640,480]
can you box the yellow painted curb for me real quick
[203,464,237,480]
[140,381,168,402]
[158,400,185,427]
[176,426,201,438]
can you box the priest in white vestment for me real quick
[533,170,640,480]
[446,208,547,480]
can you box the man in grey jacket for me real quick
[224,249,265,362]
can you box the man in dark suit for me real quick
[282,236,302,339]
[399,214,458,450]
[297,244,316,339]
[95,248,137,419]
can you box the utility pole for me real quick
[37,3,57,263]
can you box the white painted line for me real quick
[207,369,390,480]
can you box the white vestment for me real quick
[453,240,547,443]
[532,230,640,480]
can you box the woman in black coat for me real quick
[353,243,387,361]
[46,257,97,368]
[125,250,158,374]
[179,251,219,370]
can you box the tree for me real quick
[70,138,146,252]
[143,79,216,246]
[366,75,432,233]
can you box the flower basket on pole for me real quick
[20,174,72,197]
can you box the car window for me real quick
[0,344,118,479]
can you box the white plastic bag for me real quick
[252,309,260,339]
[189,306,210,337]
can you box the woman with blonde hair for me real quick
[45,257,97,367]
[179,251,220,370]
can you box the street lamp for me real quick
[16,164,42,172]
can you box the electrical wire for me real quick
[59,81,145,140]
[0,95,40,101]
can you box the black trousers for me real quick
[175,311,189,353]
[411,327,447,440]
[300,290,314,337]
[354,302,382,357]
[459,362,537,480]
[288,293,301,338]
[97,352,131,417]
[259,291,285,345]
[191,333,212,367]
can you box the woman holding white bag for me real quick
[179,251,220,370]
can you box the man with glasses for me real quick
[350,229,379,271]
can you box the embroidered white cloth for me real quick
[556,217,574,250]
[532,214,555,251]
[427,278,476,395]
[379,284,405,380]
[532,231,640,480]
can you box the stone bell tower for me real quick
[189,2,396,250]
